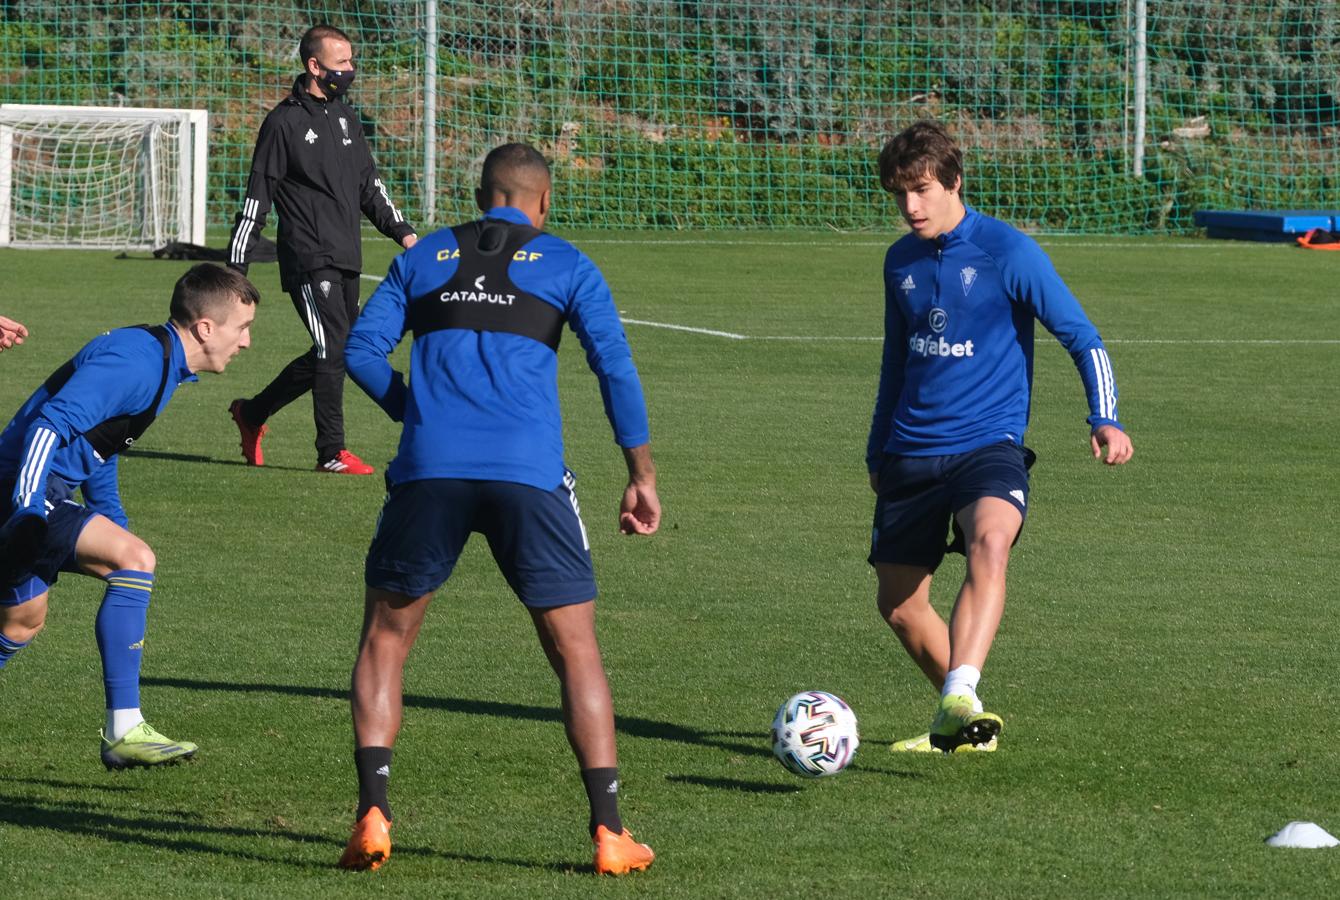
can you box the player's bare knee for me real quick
[116,538,156,573]
[876,592,899,624]
[3,618,45,644]
[367,610,422,645]
[966,531,1013,575]
[1,601,48,643]
[879,593,925,634]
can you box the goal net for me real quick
[0,105,207,250]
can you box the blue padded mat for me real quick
[1194,210,1339,242]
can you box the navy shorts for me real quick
[1,477,98,605]
[365,473,597,608]
[868,441,1036,572]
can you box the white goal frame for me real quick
[0,104,208,249]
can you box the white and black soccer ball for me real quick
[771,690,859,778]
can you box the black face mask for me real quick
[315,64,355,98]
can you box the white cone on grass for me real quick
[1266,821,1339,848]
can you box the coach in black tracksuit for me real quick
[226,23,416,475]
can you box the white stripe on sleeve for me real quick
[17,426,58,508]
[231,198,259,265]
[1090,347,1116,420]
[374,179,404,224]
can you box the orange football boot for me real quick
[338,807,392,871]
[592,824,654,875]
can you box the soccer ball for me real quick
[770,690,859,778]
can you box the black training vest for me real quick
[40,325,173,460]
[405,220,564,350]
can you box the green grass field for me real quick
[1,230,1337,897]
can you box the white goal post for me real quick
[0,104,207,250]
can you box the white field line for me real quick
[1107,338,1340,345]
[619,318,748,339]
[621,318,1337,345]
[724,334,1338,345]
[362,274,1334,345]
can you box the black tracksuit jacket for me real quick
[227,76,414,291]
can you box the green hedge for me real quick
[2,1,1337,233]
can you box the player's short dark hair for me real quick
[299,24,352,68]
[879,120,964,196]
[169,264,260,326]
[480,143,551,197]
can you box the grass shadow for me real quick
[0,791,340,869]
[664,774,799,793]
[142,675,772,759]
[0,775,137,793]
[2,786,611,873]
[123,448,314,473]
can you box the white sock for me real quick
[107,708,145,742]
[942,665,983,711]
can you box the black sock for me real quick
[239,398,263,427]
[354,746,394,820]
[581,767,622,837]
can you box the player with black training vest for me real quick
[225,23,416,476]
[335,143,660,877]
[0,264,258,769]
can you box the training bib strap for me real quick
[407,220,564,351]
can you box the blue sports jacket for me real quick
[1,323,196,526]
[868,207,1121,468]
[346,206,650,490]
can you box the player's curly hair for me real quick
[170,264,260,326]
[878,120,964,197]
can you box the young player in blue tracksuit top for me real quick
[868,121,1134,754]
[337,143,659,876]
[0,264,259,769]
[869,207,1119,459]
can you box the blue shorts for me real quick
[868,441,1036,572]
[0,477,98,605]
[365,473,597,608]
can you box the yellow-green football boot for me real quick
[100,722,198,770]
[890,731,939,753]
[891,730,998,753]
[928,693,1002,752]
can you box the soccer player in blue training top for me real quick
[336,143,660,875]
[868,121,1133,754]
[0,264,259,768]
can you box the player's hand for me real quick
[869,471,879,493]
[1090,424,1133,466]
[0,315,28,351]
[401,233,418,250]
[619,480,661,535]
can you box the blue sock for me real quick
[95,570,154,710]
[0,631,30,669]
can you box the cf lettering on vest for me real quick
[407,220,563,350]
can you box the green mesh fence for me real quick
[3,1,1338,234]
